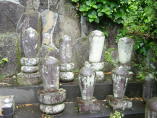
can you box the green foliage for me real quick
[72,0,157,79]
[110,111,123,118]
[0,58,8,65]
[104,48,117,66]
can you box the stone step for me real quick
[0,80,143,104]
[14,102,144,118]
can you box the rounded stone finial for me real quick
[89,30,104,37]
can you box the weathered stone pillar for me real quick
[107,37,134,111]
[145,97,157,118]
[59,35,75,82]
[77,62,103,113]
[38,56,66,115]
[89,30,105,82]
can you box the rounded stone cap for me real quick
[80,61,95,76]
[89,30,104,37]
[119,37,134,44]
[147,97,157,112]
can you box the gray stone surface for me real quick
[38,88,66,105]
[0,1,24,33]
[60,72,74,82]
[21,66,39,73]
[20,57,39,66]
[59,35,73,64]
[0,33,20,76]
[17,72,41,85]
[77,97,104,113]
[41,10,59,46]
[60,63,75,72]
[41,56,59,90]
[95,71,104,82]
[40,103,65,114]
[79,62,95,100]
[21,27,40,58]
[91,62,105,71]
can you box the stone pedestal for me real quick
[77,97,103,113]
[17,57,41,85]
[38,88,66,115]
[106,95,132,111]
[39,56,66,115]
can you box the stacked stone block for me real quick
[89,30,105,82]
[38,56,66,114]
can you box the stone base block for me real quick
[17,72,41,85]
[20,57,39,66]
[40,103,65,115]
[95,71,104,82]
[60,63,75,71]
[91,62,104,71]
[60,72,74,82]
[106,95,132,110]
[38,88,66,105]
[77,97,103,113]
[21,66,39,73]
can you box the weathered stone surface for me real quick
[17,72,41,85]
[118,37,134,64]
[60,72,74,82]
[112,66,131,99]
[0,1,24,33]
[40,103,65,114]
[38,45,59,64]
[79,62,95,100]
[21,27,40,58]
[72,37,89,69]
[91,62,104,71]
[95,71,104,82]
[20,57,39,66]
[60,63,75,71]
[89,30,105,63]
[41,56,59,90]
[54,15,81,47]
[38,88,66,105]
[16,10,42,36]
[41,10,59,46]
[21,66,39,73]
[0,33,20,76]
[107,95,132,110]
[77,97,103,113]
[60,35,73,64]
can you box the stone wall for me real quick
[0,33,20,76]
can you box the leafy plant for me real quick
[71,0,157,79]
[110,111,123,118]
[0,58,8,65]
